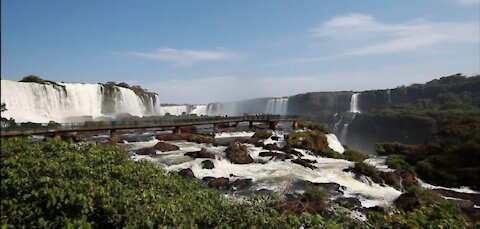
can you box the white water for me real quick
[350,93,361,113]
[126,131,401,207]
[266,98,288,115]
[1,80,161,123]
[161,105,189,116]
[386,89,392,104]
[326,134,345,153]
[190,105,207,116]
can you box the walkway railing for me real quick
[1,115,299,133]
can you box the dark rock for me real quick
[108,135,122,143]
[278,199,325,215]
[202,176,215,183]
[228,178,253,190]
[208,177,230,189]
[264,143,280,151]
[271,136,280,141]
[156,133,191,141]
[280,145,303,157]
[153,142,180,152]
[178,168,195,179]
[201,160,215,169]
[431,189,480,206]
[185,148,215,159]
[225,142,254,164]
[335,197,362,209]
[292,158,317,169]
[251,129,272,139]
[394,193,420,211]
[259,151,276,157]
[136,147,157,155]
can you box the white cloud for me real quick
[310,13,479,56]
[128,47,236,66]
[446,0,480,5]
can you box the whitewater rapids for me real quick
[125,131,401,208]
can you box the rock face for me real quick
[136,147,157,155]
[225,142,254,164]
[185,148,215,159]
[201,160,215,169]
[228,178,253,191]
[178,168,195,179]
[153,142,180,152]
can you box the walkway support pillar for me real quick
[269,121,279,130]
[174,127,181,134]
[53,133,62,140]
[235,122,240,130]
[249,121,253,130]
[292,120,299,130]
[213,123,219,133]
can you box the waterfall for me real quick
[386,89,392,104]
[266,98,288,115]
[349,93,361,113]
[190,105,207,116]
[0,80,161,123]
[160,105,188,116]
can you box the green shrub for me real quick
[299,120,331,133]
[19,75,45,83]
[342,149,367,162]
[386,154,411,170]
[304,186,327,203]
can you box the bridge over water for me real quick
[0,115,299,137]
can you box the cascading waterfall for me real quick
[0,79,161,123]
[349,93,361,113]
[266,98,288,115]
[338,93,361,143]
[386,89,392,104]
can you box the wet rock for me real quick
[136,147,157,155]
[394,193,420,211]
[280,146,303,157]
[292,158,317,169]
[292,180,345,196]
[228,178,253,190]
[225,142,254,164]
[259,151,276,157]
[153,142,180,152]
[251,129,272,139]
[156,133,191,141]
[335,197,362,209]
[344,162,383,185]
[271,136,280,141]
[431,189,480,206]
[185,148,215,159]
[201,176,215,183]
[108,135,123,143]
[208,177,230,189]
[264,143,280,151]
[178,168,195,179]
[201,160,215,169]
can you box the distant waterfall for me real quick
[349,93,361,113]
[0,80,161,123]
[386,89,392,104]
[266,98,288,115]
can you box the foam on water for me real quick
[326,134,345,153]
[126,131,402,207]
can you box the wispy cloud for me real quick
[310,13,479,57]
[128,47,236,66]
[446,0,480,5]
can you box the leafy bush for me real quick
[299,120,331,133]
[304,186,327,203]
[19,75,45,83]
[385,154,411,170]
[342,149,367,162]
[286,130,329,152]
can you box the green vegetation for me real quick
[377,115,480,189]
[342,149,367,162]
[298,120,331,133]
[187,134,214,144]
[0,138,471,227]
[286,130,330,153]
[19,75,45,84]
[304,186,327,203]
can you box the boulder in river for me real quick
[225,142,254,164]
[153,142,180,152]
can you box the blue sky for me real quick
[2,0,479,103]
